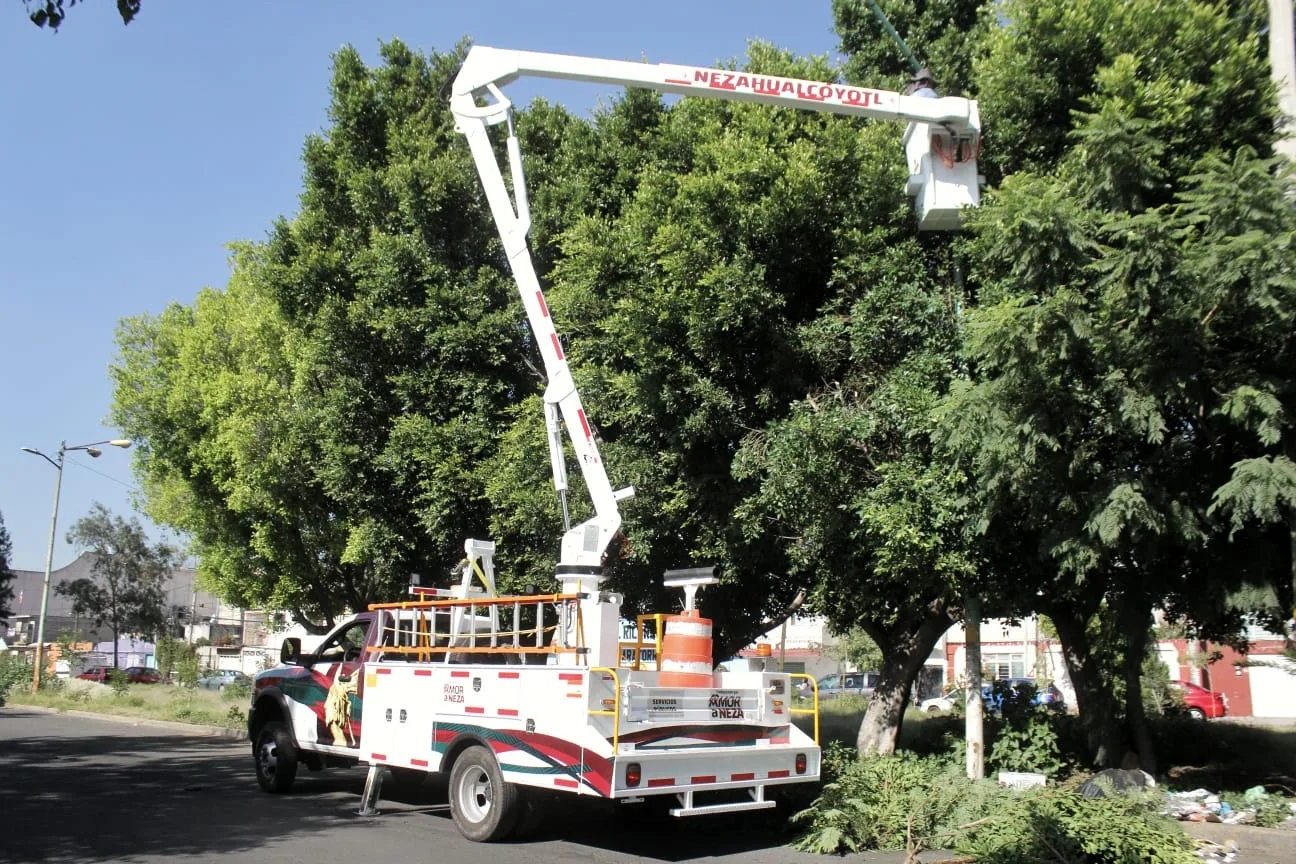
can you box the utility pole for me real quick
[965,596,985,780]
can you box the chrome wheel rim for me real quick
[258,736,278,780]
[456,765,493,824]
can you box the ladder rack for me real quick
[367,593,588,662]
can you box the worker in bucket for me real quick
[906,68,939,98]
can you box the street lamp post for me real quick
[20,439,132,692]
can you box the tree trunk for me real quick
[965,595,984,780]
[855,607,953,755]
[1119,597,1155,773]
[1049,603,1122,767]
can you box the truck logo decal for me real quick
[472,677,481,692]
[433,723,613,796]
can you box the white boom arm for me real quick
[450,46,982,573]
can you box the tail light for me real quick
[795,753,807,775]
[626,763,641,788]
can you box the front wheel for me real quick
[449,746,520,842]
[1188,707,1207,721]
[254,721,298,793]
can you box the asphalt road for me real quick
[0,707,874,864]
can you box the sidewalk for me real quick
[1182,820,1296,864]
[7,703,245,740]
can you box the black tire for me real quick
[254,721,298,793]
[448,746,521,842]
[1188,707,1207,721]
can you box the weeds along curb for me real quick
[6,704,246,741]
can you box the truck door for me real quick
[309,618,371,749]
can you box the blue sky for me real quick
[0,1,841,573]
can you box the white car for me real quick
[920,695,956,712]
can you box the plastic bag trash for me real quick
[1193,838,1238,864]
[1077,768,1156,798]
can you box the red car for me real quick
[75,666,112,683]
[1171,680,1227,720]
[124,666,163,684]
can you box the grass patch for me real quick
[793,699,1296,794]
[8,681,247,730]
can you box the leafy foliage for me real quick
[24,0,139,30]
[960,787,1196,864]
[0,653,28,706]
[792,752,969,854]
[933,0,1292,767]
[0,511,13,623]
[57,503,177,666]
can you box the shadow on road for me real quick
[2,709,810,863]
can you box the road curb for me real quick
[5,704,246,740]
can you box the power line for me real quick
[65,455,136,490]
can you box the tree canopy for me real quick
[0,512,14,623]
[58,503,176,667]
[110,0,1296,763]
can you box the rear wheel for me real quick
[1188,707,1206,721]
[449,746,520,842]
[254,721,298,793]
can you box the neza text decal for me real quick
[444,683,465,703]
[709,692,746,719]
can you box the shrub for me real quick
[961,787,1197,864]
[0,654,30,705]
[175,651,200,687]
[988,711,1065,777]
[792,752,968,854]
[107,668,131,695]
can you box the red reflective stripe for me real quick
[731,772,755,782]
[465,706,485,714]
[577,410,592,441]
[536,291,549,317]
[664,78,693,86]
[370,753,387,762]
[410,758,428,767]
[498,671,519,679]
[414,669,432,677]
[550,333,564,359]
[691,775,716,784]
[376,668,392,675]
[647,778,674,788]
[554,777,579,789]
[451,671,470,678]
[559,673,583,683]
[499,708,519,717]
[768,769,790,779]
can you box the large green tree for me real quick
[57,503,176,667]
[112,42,534,630]
[0,511,14,623]
[937,0,1290,768]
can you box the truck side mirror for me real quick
[280,638,302,666]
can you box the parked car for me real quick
[810,671,880,700]
[198,670,251,691]
[123,666,163,684]
[921,679,1066,714]
[1170,680,1227,720]
[74,666,114,683]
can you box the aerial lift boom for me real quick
[450,48,981,662]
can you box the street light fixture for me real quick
[21,438,133,692]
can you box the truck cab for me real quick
[248,612,381,789]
